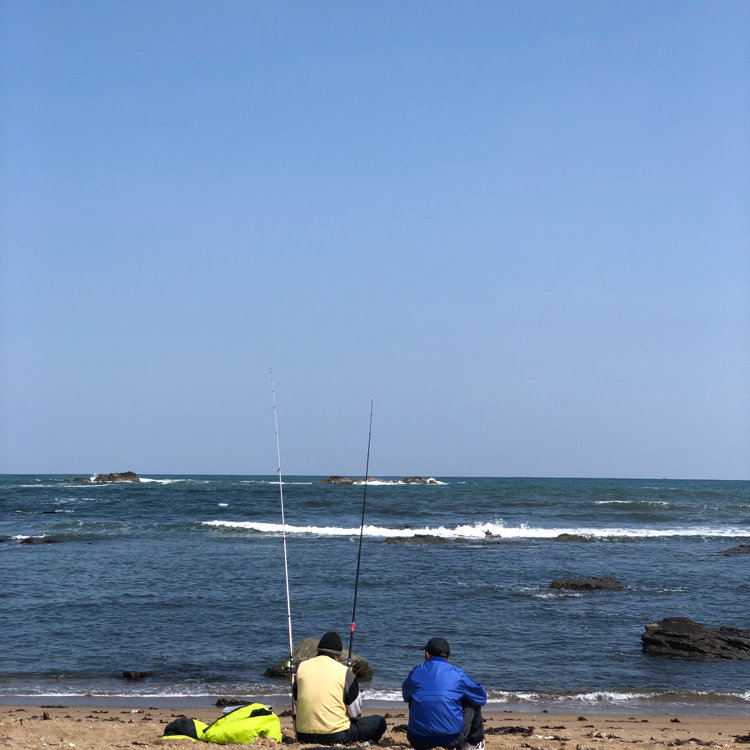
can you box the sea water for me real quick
[1,475,749,713]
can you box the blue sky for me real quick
[2,1,748,479]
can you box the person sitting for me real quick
[293,631,387,745]
[402,637,486,750]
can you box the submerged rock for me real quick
[265,637,372,681]
[641,617,750,659]
[720,544,750,556]
[122,670,151,680]
[384,534,450,545]
[549,576,625,591]
[19,536,56,544]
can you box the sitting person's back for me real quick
[294,631,386,745]
[402,637,486,750]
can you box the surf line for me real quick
[348,396,374,667]
[270,371,296,714]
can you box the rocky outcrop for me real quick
[122,670,151,680]
[317,476,354,484]
[318,475,439,484]
[264,637,372,681]
[641,617,750,659]
[66,472,140,483]
[549,576,625,591]
[556,533,591,542]
[384,534,450,545]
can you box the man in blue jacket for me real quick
[402,637,486,750]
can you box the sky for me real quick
[1,1,749,479]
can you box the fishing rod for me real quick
[270,371,296,712]
[348,396,374,668]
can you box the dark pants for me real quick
[407,705,484,750]
[296,714,387,745]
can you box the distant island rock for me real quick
[318,475,438,485]
[66,471,140,483]
[318,475,355,484]
[642,617,750,659]
[549,576,625,591]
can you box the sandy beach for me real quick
[1,704,749,750]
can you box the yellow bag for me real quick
[201,703,282,745]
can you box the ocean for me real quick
[1,474,749,714]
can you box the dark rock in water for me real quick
[720,544,750,556]
[318,476,354,484]
[549,576,624,591]
[95,471,140,482]
[384,534,449,545]
[555,533,591,543]
[66,471,140,483]
[122,670,151,680]
[19,536,56,544]
[265,637,373,681]
[641,617,750,659]
[403,476,432,484]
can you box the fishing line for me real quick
[270,371,296,712]
[348,396,374,667]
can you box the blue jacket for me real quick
[402,657,487,744]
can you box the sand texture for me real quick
[1,705,749,750]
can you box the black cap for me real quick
[317,631,343,655]
[425,637,450,656]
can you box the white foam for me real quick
[202,518,750,540]
[595,500,670,506]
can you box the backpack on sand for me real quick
[162,703,282,744]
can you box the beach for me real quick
[2,704,749,750]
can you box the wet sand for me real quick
[1,704,749,750]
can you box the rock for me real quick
[549,576,624,591]
[641,617,750,659]
[122,671,151,680]
[95,472,140,482]
[66,471,140,483]
[384,535,450,545]
[19,537,56,544]
[318,476,354,484]
[403,476,429,484]
[720,544,750,556]
[264,637,373,681]
[215,698,251,707]
[556,533,591,542]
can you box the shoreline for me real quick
[1,703,749,750]
[2,694,750,716]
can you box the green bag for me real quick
[201,703,282,745]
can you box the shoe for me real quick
[463,741,485,750]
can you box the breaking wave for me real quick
[201,519,750,540]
